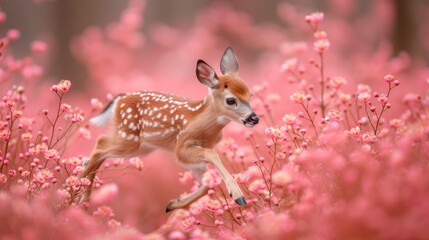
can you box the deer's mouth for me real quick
[242,113,259,127]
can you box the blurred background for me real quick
[1,0,429,233]
[1,0,428,91]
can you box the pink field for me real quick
[1,1,429,239]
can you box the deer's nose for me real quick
[246,113,259,125]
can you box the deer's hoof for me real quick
[165,202,174,213]
[234,196,247,206]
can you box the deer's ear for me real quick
[220,47,239,74]
[196,60,220,88]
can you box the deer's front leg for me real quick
[170,145,246,212]
[202,148,247,206]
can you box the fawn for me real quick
[78,47,259,212]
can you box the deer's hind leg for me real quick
[77,134,152,204]
[165,163,209,212]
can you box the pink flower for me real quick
[91,183,118,205]
[314,39,330,53]
[390,119,402,128]
[33,169,54,184]
[314,30,327,40]
[45,149,59,160]
[0,129,10,141]
[7,29,20,41]
[330,76,346,89]
[290,92,306,104]
[358,92,371,102]
[282,113,298,126]
[384,74,395,83]
[21,132,32,142]
[280,58,297,72]
[61,103,71,112]
[233,173,249,184]
[378,94,388,105]
[181,216,196,231]
[305,12,324,25]
[357,84,371,93]
[179,171,193,184]
[326,110,344,122]
[13,110,22,118]
[90,98,103,110]
[349,126,361,137]
[57,80,71,93]
[31,40,47,54]
[201,169,221,188]
[265,126,287,139]
[204,199,222,212]
[272,169,292,186]
[93,205,115,218]
[78,127,91,140]
[129,156,143,170]
[249,179,266,193]
[65,176,80,187]
[71,113,84,123]
[0,173,7,184]
[339,93,351,103]
[168,231,186,240]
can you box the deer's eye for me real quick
[226,98,237,106]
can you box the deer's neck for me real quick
[183,95,229,145]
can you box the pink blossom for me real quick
[31,40,47,54]
[305,12,324,25]
[71,113,84,123]
[33,169,54,184]
[204,199,222,212]
[93,205,115,218]
[129,156,143,170]
[22,65,43,80]
[280,58,297,72]
[65,176,80,187]
[330,76,346,89]
[0,129,10,141]
[0,173,7,184]
[91,183,118,205]
[282,113,298,125]
[45,149,59,160]
[314,30,327,40]
[78,127,91,140]
[179,171,193,184]
[90,98,103,110]
[290,92,306,104]
[21,132,32,142]
[61,103,71,112]
[201,169,222,188]
[390,119,402,128]
[358,92,371,102]
[272,169,292,186]
[314,39,330,53]
[168,231,186,240]
[384,74,395,83]
[7,29,20,41]
[265,126,287,139]
[248,179,266,193]
[349,126,361,137]
[57,80,71,93]
[378,94,388,105]
[357,84,371,93]
[326,110,344,122]
[181,216,196,231]
[233,173,249,184]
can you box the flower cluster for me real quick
[2,2,429,240]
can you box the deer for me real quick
[78,47,259,212]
